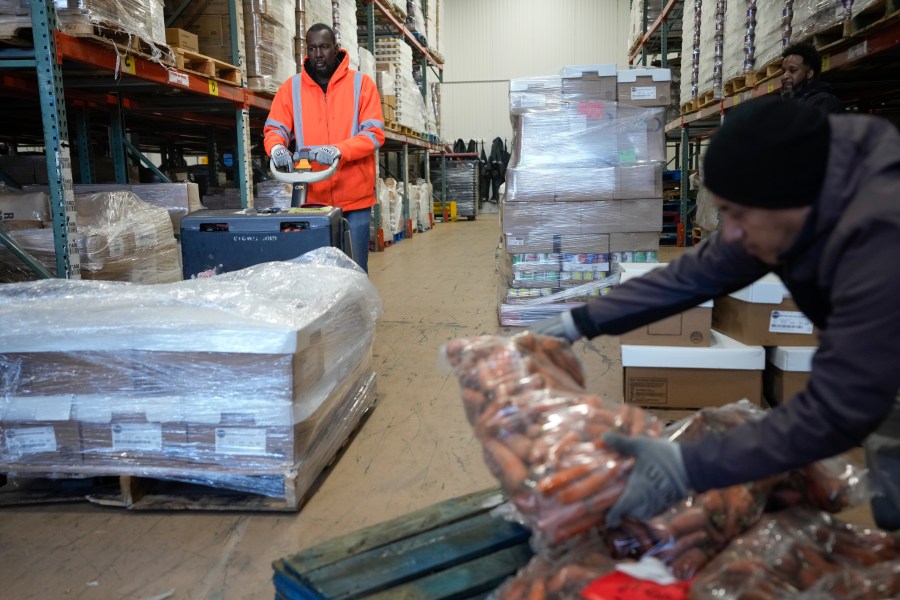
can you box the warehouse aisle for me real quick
[0,217,618,600]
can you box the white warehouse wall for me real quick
[440,0,632,147]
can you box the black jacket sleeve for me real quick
[571,233,770,339]
[682,222,900,492]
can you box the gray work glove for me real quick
[271,144,293,170]
[603,433,690,527]
[310,145,341,165]
[528,311,582,343]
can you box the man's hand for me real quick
[603,433,690,527]
[528,311,582,343]
[310,145,341,165]
[271,144,293,170]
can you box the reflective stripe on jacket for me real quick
[264,51,385,211]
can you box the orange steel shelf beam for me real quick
[628,0,681,64]
[52,31,272,111]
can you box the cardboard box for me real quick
[610,231,661,253]
[77,396,188,468]
[616,68,672,107]
[616,164,663,199]
[622,331,764,408]
[0,396,82,467]
[712,274,818,346]
[560,64,617,101]
[0,190,51,223]
[618,263,712,347]
[764,346,815,406]
[502,199,662,236]
[505,166,617,202]
[165,28,199,53]
[504,232,610,254]
[509,75,562,114]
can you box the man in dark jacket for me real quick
[781,42,843,113]
[531,97,900,530]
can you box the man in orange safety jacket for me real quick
[264,23,385,272]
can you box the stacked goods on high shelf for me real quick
[793,0,881,42]
[0,190,182,283]
[167,0,298,93]
[431,158,477,220]
[499,65,668,327]
[358,46,375,80]
[332,0,358,69]
[424,0,443,58]
[627,0,664,50]
[405,0,423,35]
[0,0,170,61]
[697,0,725,104]
[373,37,433,135]
[722,0,755,94]
[0,249,381,506]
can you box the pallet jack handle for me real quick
[269,149,340,208]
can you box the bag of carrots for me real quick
[688,507,900,600]
[490,542,618,600]
[444,332,663,549]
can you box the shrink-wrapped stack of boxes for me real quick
[499,64,670,326]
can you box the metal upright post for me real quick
[441,152,447,221]
[32,0,79,278]
[228,0,252,207]
[641,0,649,66]
[109,94,128,184]
[367,2,375,55]
[402,142,411,236]
[207,133,219,188]
[661,20,669,68]
[73,109,93,184]
[680,126,691,247]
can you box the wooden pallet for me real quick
[272,487,532,599]
[753,59,783,86]
[247,76,279,95]
[173,48,241,85]
[1,373,378,512]
[723,74,751,96]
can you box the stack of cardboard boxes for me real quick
[619,264,817,414]
[499,65,671,326]
[0,254,380,502]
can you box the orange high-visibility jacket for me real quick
[264,51,385,211]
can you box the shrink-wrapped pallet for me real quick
[0,190,181,284]
[0,248,381,499]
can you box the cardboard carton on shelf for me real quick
[616,67,672,107]
[764,345,816,407]
[713,274,818,346]
[622,331,765,409]
[560,64,618,101]
[165,27,199,53]
[617,263,712,347]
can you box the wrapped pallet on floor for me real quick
[0,248,381,509]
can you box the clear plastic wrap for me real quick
[444,332,662,551]
[376,177,404,235]
[696,0,726,99]
[244,1,296,92]
[491,542,618,600]
[501,199,663,236]
[253,179,293,210]
[755,1,789,71]
[509,75,563,116]
[0,190,181,284]
[0,247,382,499]
[689,507,900,599]
[431,159,478,219]
[723,0,752,83]
[792,0,856,42]
[499,252,611,290]
[796,559,900,599]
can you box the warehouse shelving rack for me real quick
[629,0,900,247]
[361,0,444,251]
[0,0,269,278]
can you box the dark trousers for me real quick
[344,207,371,273]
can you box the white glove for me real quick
[310,145,341,166]
[271,144,293,170]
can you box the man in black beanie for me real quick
[531,96,900,530]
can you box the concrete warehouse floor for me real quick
[0,218,874,599]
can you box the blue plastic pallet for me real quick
[272,488,531,599]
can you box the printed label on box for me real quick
[107,237,125,258]
[6,426,57,455]
[112,423,162,452]
[631,86,658,100]
[215,427,267,455]
[507,236,524,247]
[769,310,814,334]
[628,378,668,405]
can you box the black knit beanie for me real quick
[703,96,831,208]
